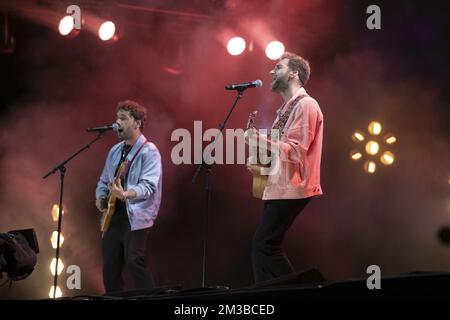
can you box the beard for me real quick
[270,77,289,92]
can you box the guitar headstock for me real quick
[246,110,258,130]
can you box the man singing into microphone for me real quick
[95,100,162,293]
[246,52,324,283]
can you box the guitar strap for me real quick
[112,139,149,189]
[271,93,309,134]
[113,144,132,177]
[122,139,149,188]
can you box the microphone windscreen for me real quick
[254,80,263,88]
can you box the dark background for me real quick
[0,0,449,299]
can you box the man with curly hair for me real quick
[95,100,162,293]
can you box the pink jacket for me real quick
[262,87,324,200]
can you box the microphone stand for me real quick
[191,88,246,288]
[43,131,106,298]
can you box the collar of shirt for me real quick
[122,134,148,163]
[276,87,307,116]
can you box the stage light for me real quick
[50,258,64,276]
[51,204,65,222]
[365,140,380,155]
[380,151,395,165]
[351,121,396,174]
[364,160,376,174]
[265,41,285,60]
[50,231,64,249]
[49,203,68,299]
[59,16,75,36]
[98,21,116,41]
[352,130,365,142]
[49,286,62,299]
[384,134,397,144]
[350,150,363,161]
[368,121,382,135]
[227,37,246,56]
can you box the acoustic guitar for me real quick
[246,111,269,199]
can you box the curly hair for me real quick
[116,100,147,131]
[280,52,311,86]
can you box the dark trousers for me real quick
[252,197,311,283]
[101,210,153,293]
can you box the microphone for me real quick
[86,123,120,132]
[225,80,263,91]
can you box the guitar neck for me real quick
[246,110,258,130]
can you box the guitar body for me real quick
[248,164,268,199]
[100,193,117,236]
[100,161,127,236]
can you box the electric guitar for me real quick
[100,161,128,236]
